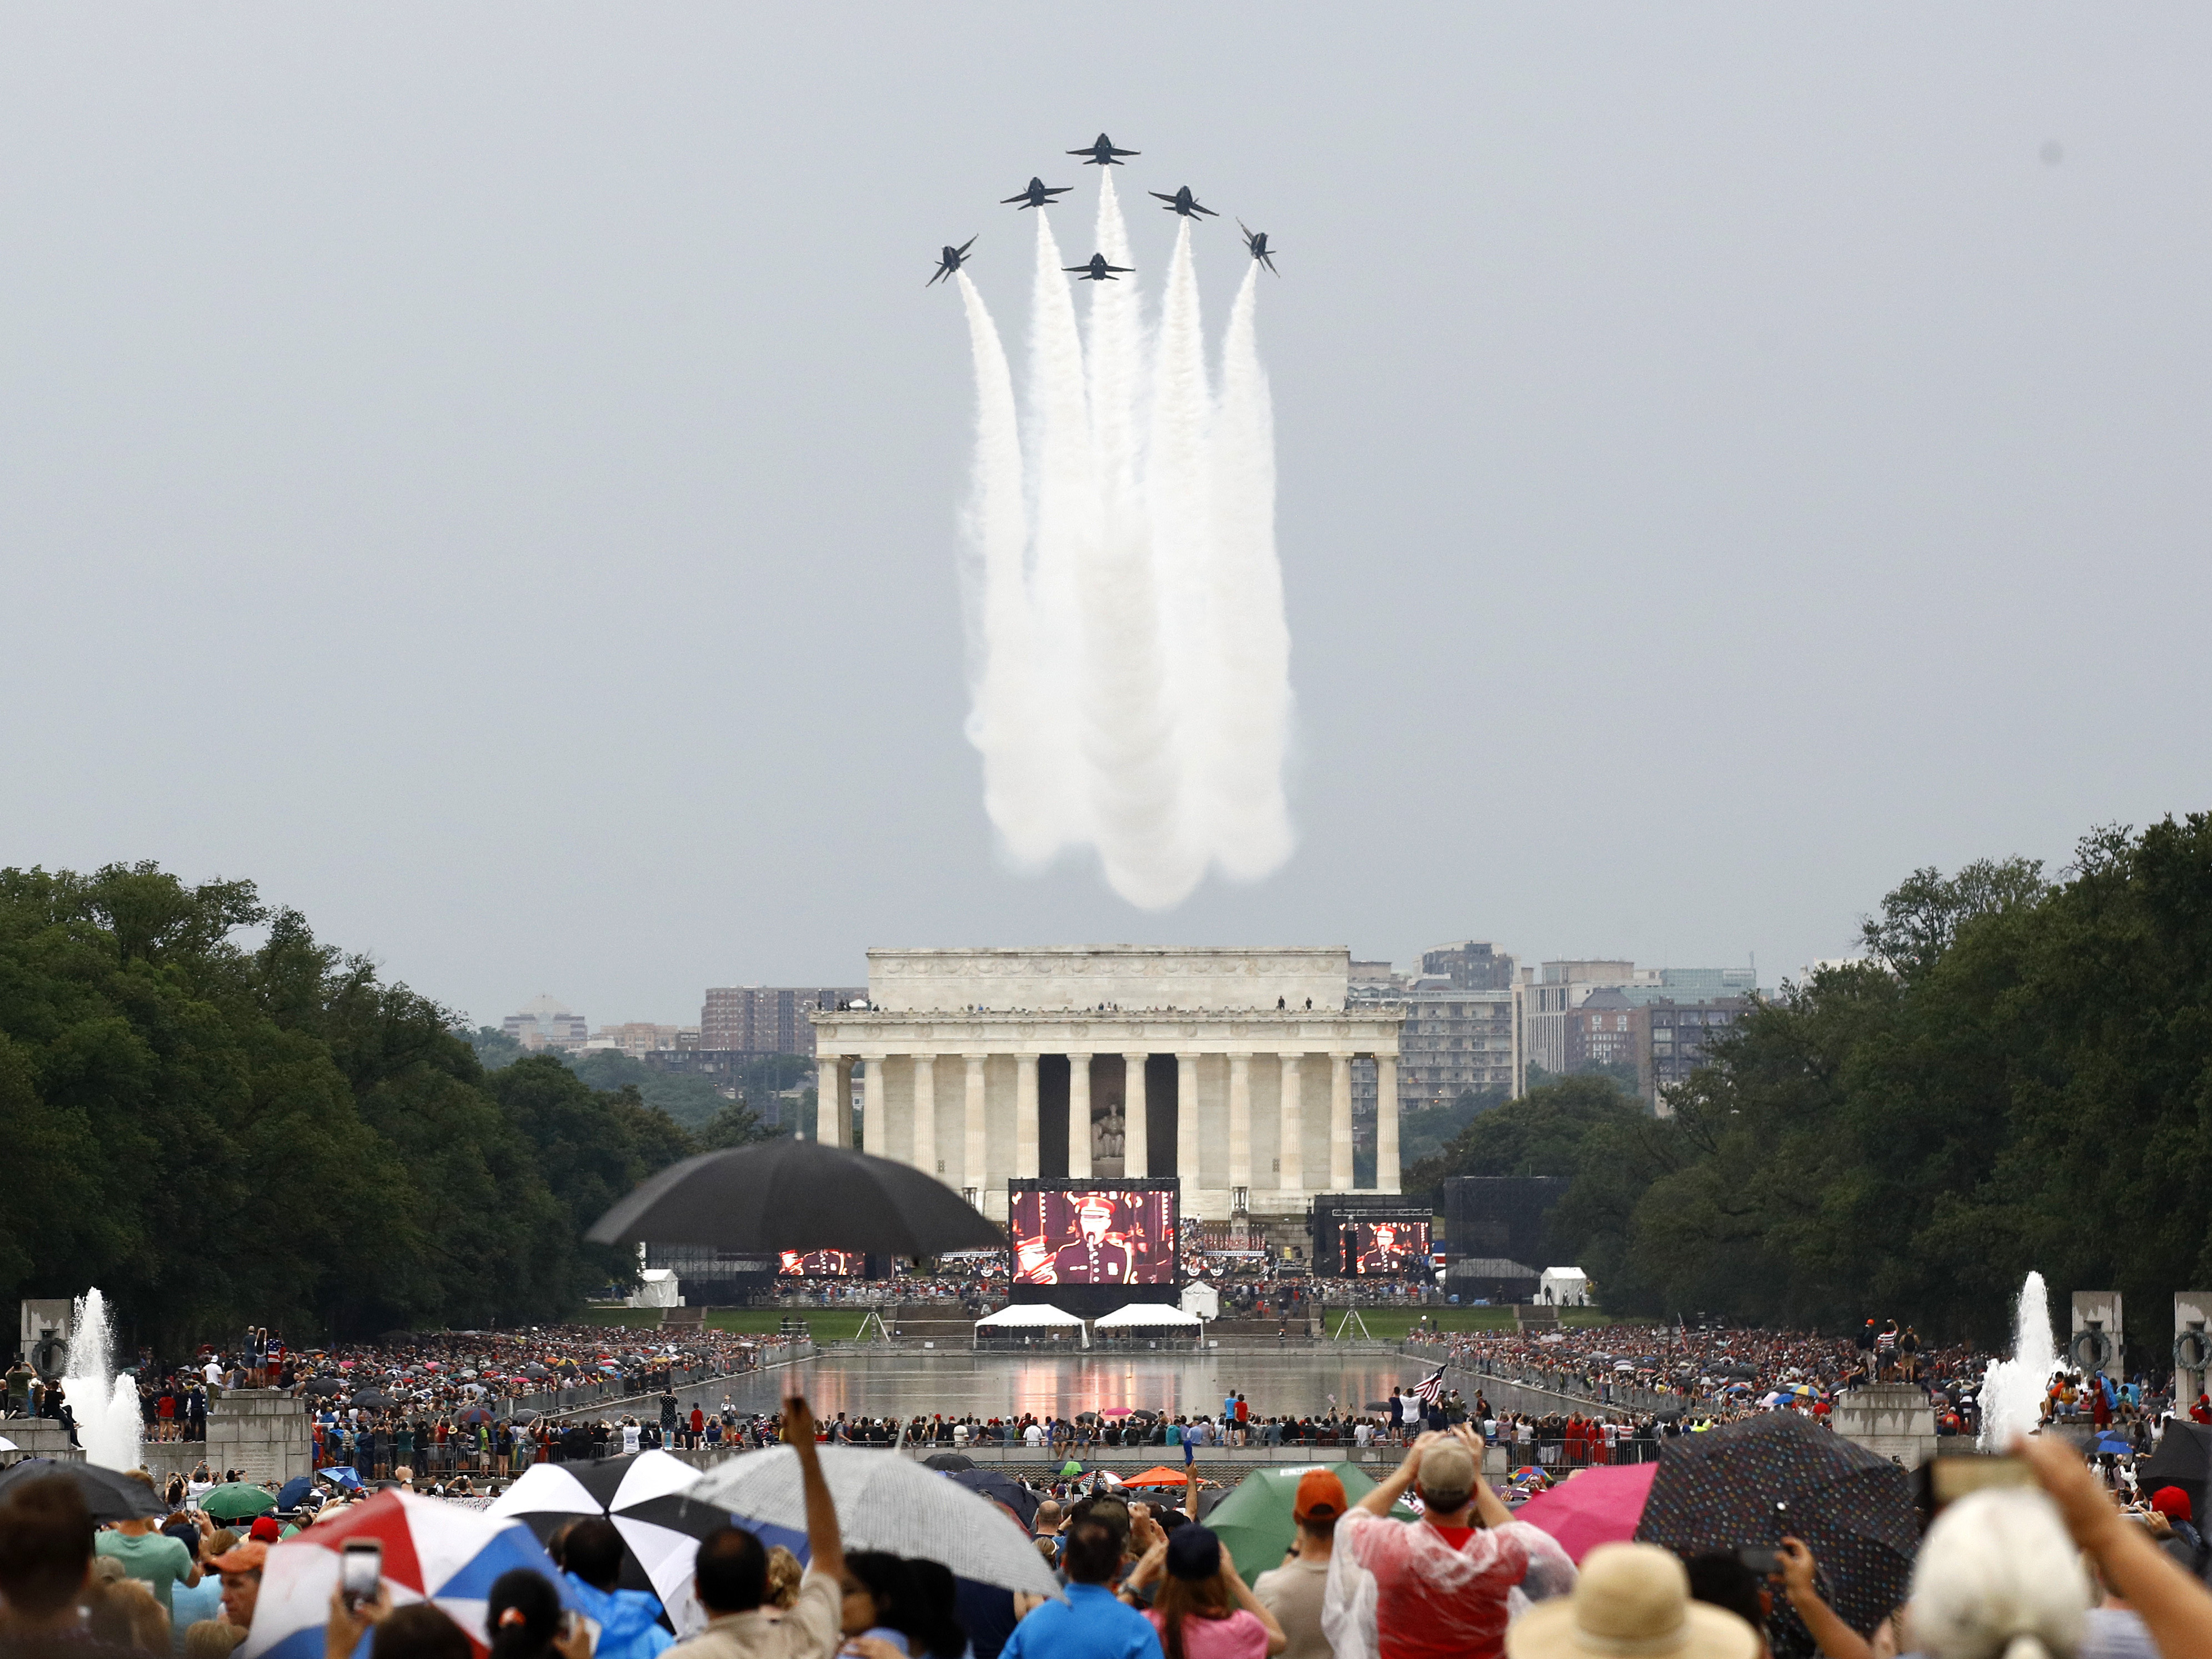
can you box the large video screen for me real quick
[778,1248,865,1278]
[1010,1185,1177,1286]
[1343,1217,1432,1278]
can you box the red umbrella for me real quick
[1514,1463,1657,1562]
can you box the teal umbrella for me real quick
[1204,1462,1417,1583]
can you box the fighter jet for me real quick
[1150,185,1219,219]
[1239,221,1280,274]
[1001,177,1073,211]
[1068,132,1139,167]
[927,237,977,287]
[1064,252,1134,282]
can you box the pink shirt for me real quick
[1147,1607,1270,1659]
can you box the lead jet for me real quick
[1000,177,1073,211]
[1064,252,1134,282]
[1068,132,1139,166]
[1239,221,1280,274]
[1151,185,1218,219]
[927,237,977,287]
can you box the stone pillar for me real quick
[912,1055,937,1177]
[1374,1055,1400,1193]
[1123,1054,1149,1179]
[814,1056,850,1147]
[1329,1052,1354,1190]
[1068,1053,1094,1180]
[1278,1054,1304,1195]
[1015,1054,1040,1179]
[964,1055,988,1193]
[863,1059,888,1157]
[1177,1053,1200,1188]
[1228,1055,1252,1191]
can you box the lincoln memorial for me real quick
[808,946,1408,1228]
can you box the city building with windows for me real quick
[701,986,863,1058]
[503,996,588,1053]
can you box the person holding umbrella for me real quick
[665,1396,845,1659]
[559,1519,676,1659]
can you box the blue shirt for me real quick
[1002,1583,1159,1659]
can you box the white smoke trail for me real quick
[954,272,1057,863]
[1204,262,1294,876]
[1021,211,1095,855]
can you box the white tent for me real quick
[973,1303,1087,1347]
[1540,1267,1592,1307]
[1094,1303,1202,1328]
[1179,1281,1220,1321]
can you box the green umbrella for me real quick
[201,1482,278,1521]
[1204,1462,1418,1583]
[1059,1460,1084,1477]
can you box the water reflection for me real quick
[715,1351,1438,1423]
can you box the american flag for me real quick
[1411,1366,1447,1406]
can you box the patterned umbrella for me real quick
[1634,1412,1914,1656]
[488,1450,728,1628]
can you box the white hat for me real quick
[1508,1543,1759,1659]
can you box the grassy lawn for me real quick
[571,1307,874,1342]
[1325,1307,1616,1341]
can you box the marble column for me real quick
[1329,1053,1355,1191]
[1278,1054,1303,1194]
[1068,1053,1094,1180]
[813,1056,850,1147]
[912,1055,937,1177]
[1375,1054,1401,1193]
[1122,1053,1149,1179]
[1228,1054,1252,1192]
[1176,1053,1200,1190]
[963,1055,988,1194]
[1015,1054,1040,1180]
[863,1059,888,1157]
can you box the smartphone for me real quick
[341,1540,381,1609]
[1737,1547,1780,1576]
[1925,1454,2035,1512]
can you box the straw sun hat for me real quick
[1508,1543,1759,1659]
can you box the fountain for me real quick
[61,1288,144,1472]
[1979,1270,2065,1449]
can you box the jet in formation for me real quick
[1152,185,1218,219]
[1239,221,1279,274]
[1069,133,1139,166]
[927,237,977,287]
[1064,252,1135,282]
[1001,177,1073,211]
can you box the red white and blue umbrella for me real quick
[241,1490,575,1659]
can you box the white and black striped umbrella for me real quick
[488,1451,728,1629]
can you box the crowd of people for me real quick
[12,1391,2212,1659]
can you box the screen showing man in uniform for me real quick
[778,1248,864,1277]
[1347,1219,1430,1277]
[1011,1189,1175,1285]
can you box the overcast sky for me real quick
[3,7,2207,1028]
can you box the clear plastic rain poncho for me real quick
[1323,1511,1578,1659]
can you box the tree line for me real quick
[1409,815,2212,1353]
[0,863,775,1355]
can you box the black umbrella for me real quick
[948,1467,1040,1527]
[0,1460,166,1523]
[351,1388,394,1408]
[1637,1413,1914,1657]
[488,1451,729,1622]
[924,1452,977,1472]
[587,1138,1003,1255]
[301,1376,346,1397]
[2140,1421,2212,1522]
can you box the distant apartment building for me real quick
[1420,941,1517,991]
[503,996,588,1053]
[588,1022,700,1059]
[1637,997,1751,1110]
[700,986,866,1060]
[1513,964,1758,1097]
[1565,988,1639,1072]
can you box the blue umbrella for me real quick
[2091,1433,2134,1456]
[276,1476,313,1510]
[317,1466,363,1490]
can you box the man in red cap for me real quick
[1255,1470,1345,1659]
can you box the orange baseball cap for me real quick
[1294,1470,1348,1523]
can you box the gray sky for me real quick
[4,7,2207,1029]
